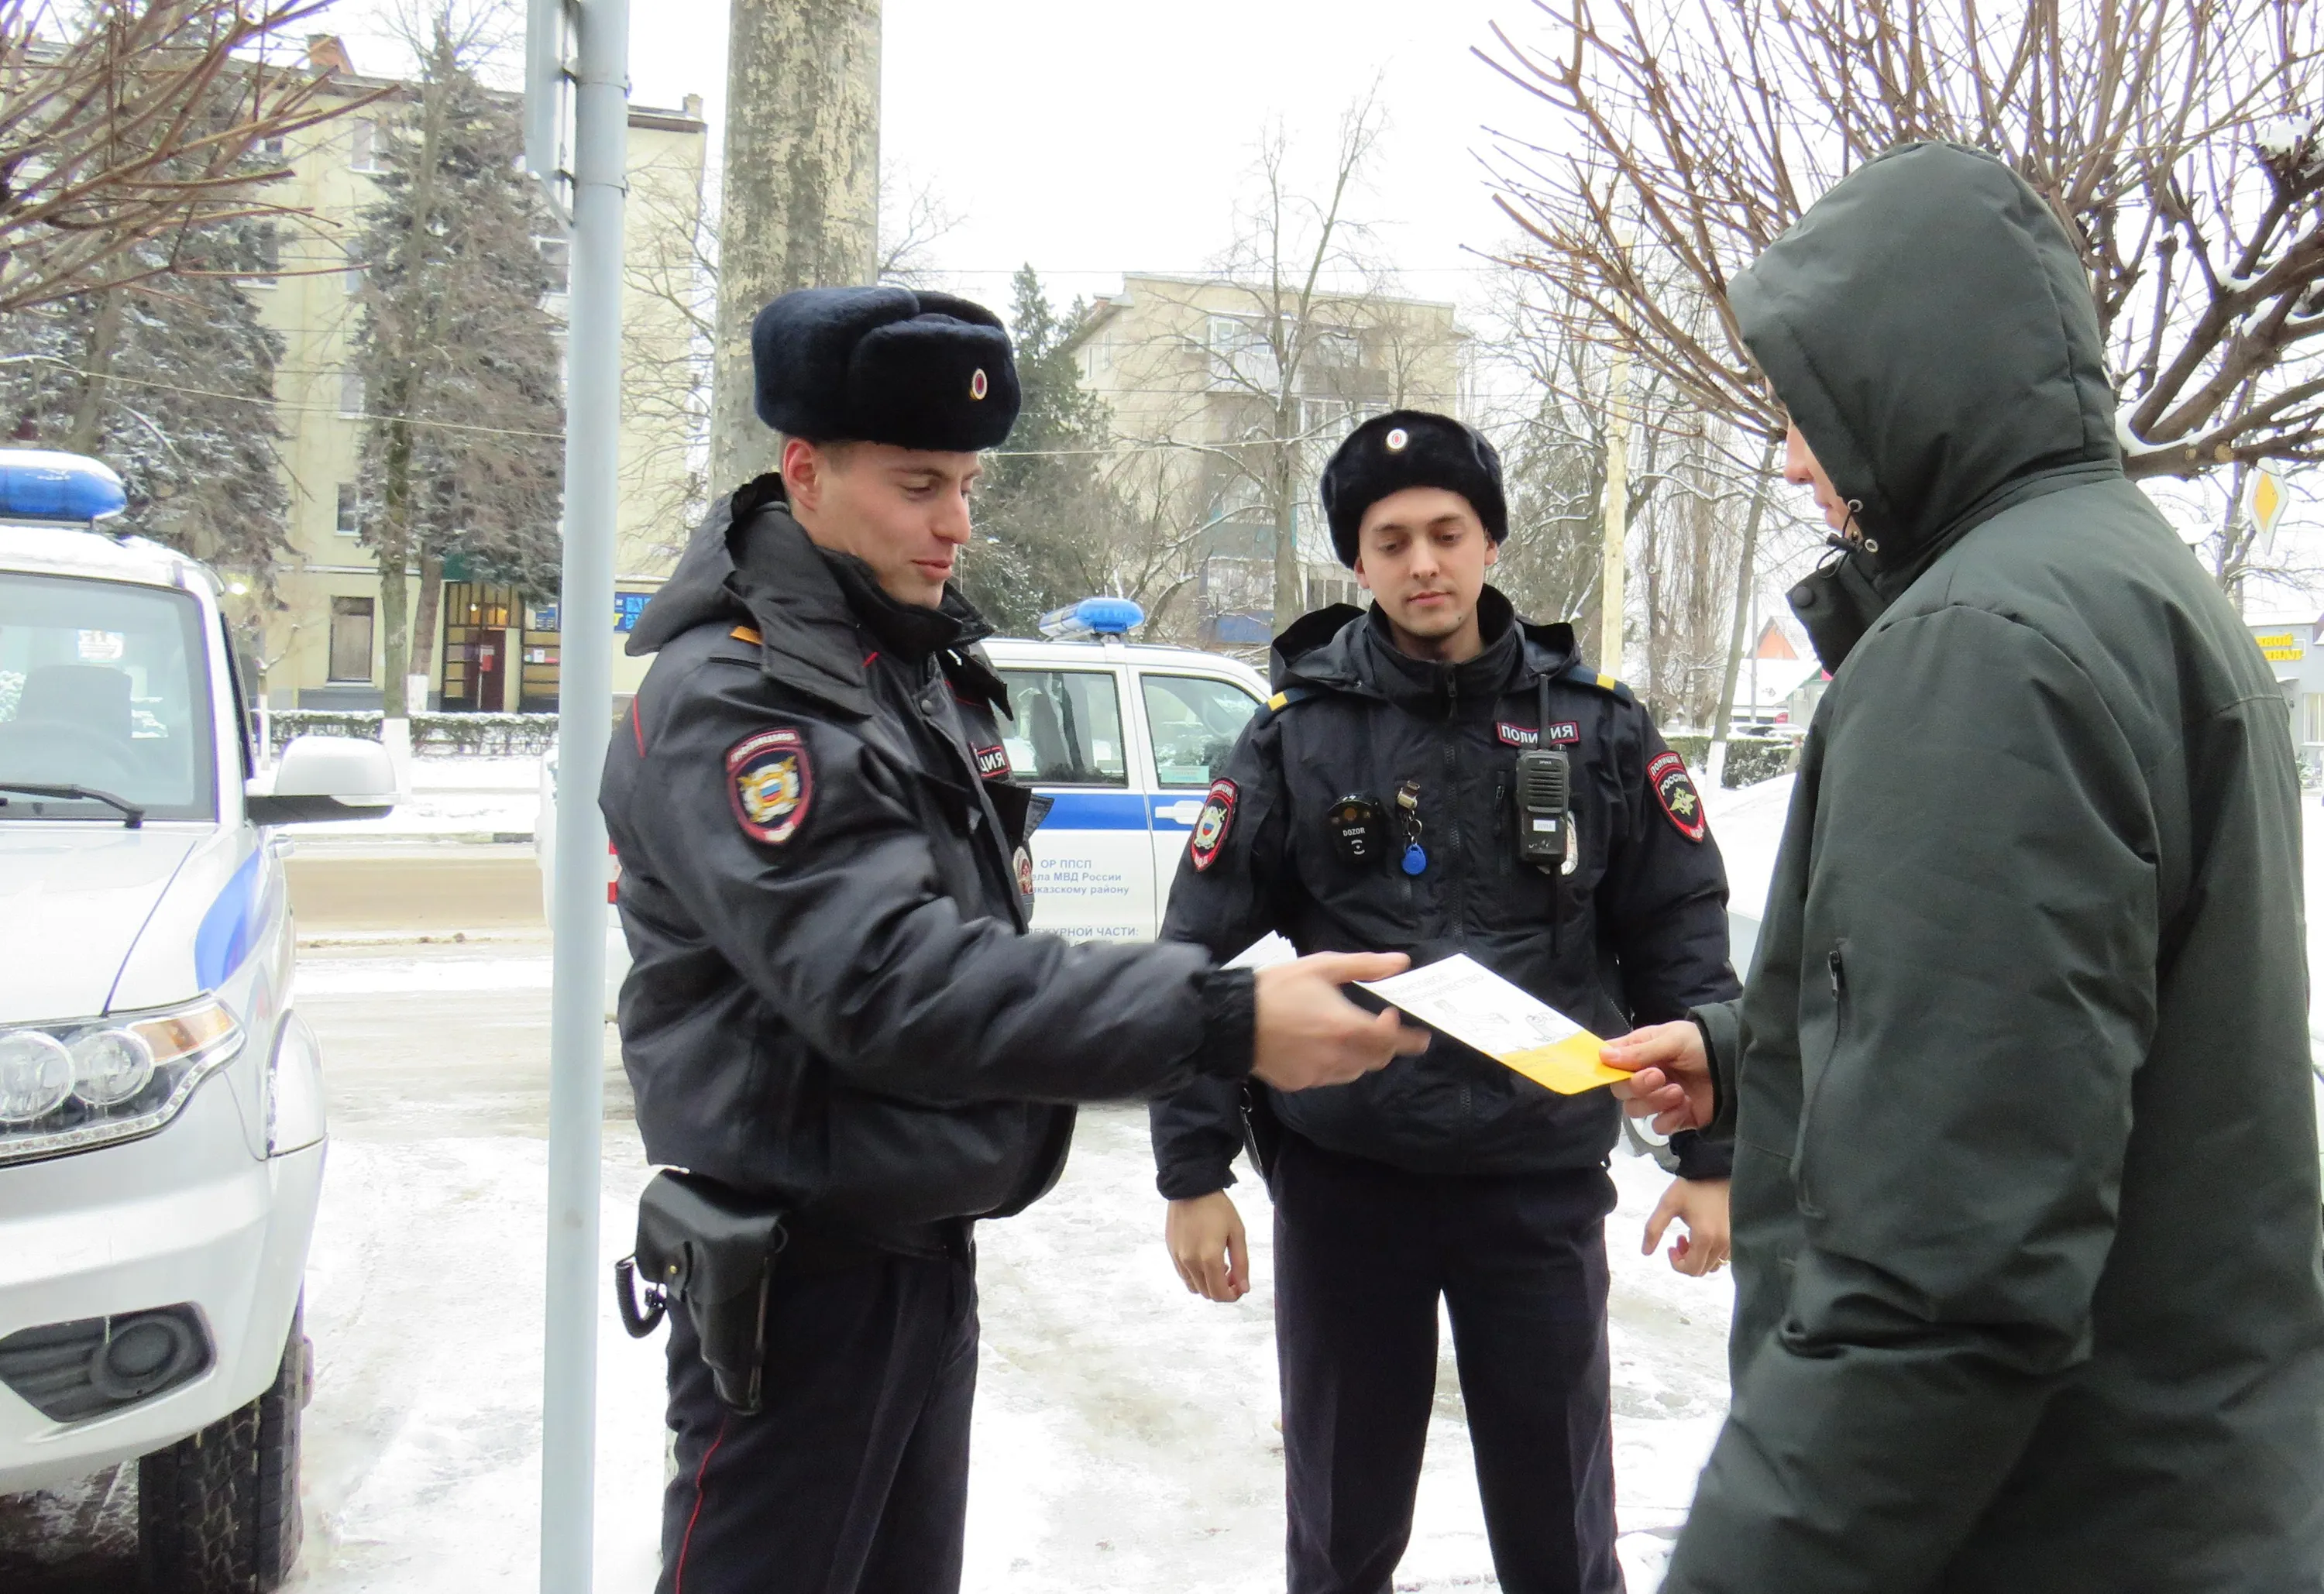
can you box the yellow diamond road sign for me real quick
[2251,468,2291,545]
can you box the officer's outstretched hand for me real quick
[1165,1191,1250,1303]
[1602,1019,1714,1133]
[1250,953,1430,1092]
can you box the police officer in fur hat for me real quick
[601,288,1431,1594]
[1151,409,1740,1594]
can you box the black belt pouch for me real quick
[614,1170,790,1414]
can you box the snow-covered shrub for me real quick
[1662,733,1797,789]
[266,709,558,757]
[413,713,559,757]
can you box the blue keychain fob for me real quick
[1395,781,1426,874]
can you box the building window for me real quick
[1310,328,1362,370]
[535,235,570,293]
[344,242,364,296]
[260,133,287,159]
[328,596,375,682]
[2304,692,2324,747]
[350,119,383,173]
[335,483,359,537]
[1208,314,1280,391]
[339,370,365,417]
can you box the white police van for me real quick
[0,451,397,1589]
[545,596,1270,1012]
[986,597,1270,940]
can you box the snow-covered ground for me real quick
[274,1096,1728,1594]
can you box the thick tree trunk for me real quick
[376,414,416,716]
[411,548,445,709]
[1270,441,1301,630]
[707,0,881,492]
[66,287,128,455]
[377,546,410,715]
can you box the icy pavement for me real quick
[284,1104,1727,1594]
[2,939,1736,1592]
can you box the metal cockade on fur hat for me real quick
[749,286,1023,452]
[1318,409,1508,567]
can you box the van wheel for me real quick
[247,1304,308,1590]
[137,1304,308,1593]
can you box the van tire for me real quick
[136,1410,248,1593]
[247,1304,307,1591]
[137,1305,308,1593]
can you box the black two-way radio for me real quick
[1514,748,1570,868]
[1512,677,1571,873]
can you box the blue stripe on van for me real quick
[194,847,263,991]
[1033,791,1151,831]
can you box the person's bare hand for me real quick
[1250,952,1431,1091]
[1644,1177,1731,1276]
[1601,1019,1714,1133]
[1164,1192,1250,1303]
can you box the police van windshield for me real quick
[1142,674,1262,788]
[997,669,1128,786]
[0,570,216,821]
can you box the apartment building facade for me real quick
[1068,274,1465,645]
[248,40,706,711]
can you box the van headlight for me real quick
[0,999,242,1165]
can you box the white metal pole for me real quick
[539,0,627,1582]
[1598,342,1631,676]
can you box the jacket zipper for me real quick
[1446,671,1473,1118]
[1795,944,1849,1215]
[1445,669,1464,948]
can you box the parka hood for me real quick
[1732,142,2123,661]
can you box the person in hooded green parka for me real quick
[1603,140,2324,1591]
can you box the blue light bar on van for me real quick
[0,451,128,524]
[1038,597,1146,641]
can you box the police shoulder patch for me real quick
[727,727,812,845]
[1189,778,1237,871]
[1647,750,1707,843]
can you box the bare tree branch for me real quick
[1480,0,2324,500]
[0,0,387,314]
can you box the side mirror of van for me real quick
[244,735,400,826]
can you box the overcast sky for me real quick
[343,0,1556,319]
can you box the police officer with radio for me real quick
[600,287,1429,1594]
[1152,410,1739,1594]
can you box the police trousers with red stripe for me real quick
[657,1245,978,1594]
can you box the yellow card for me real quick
[1359,953,1626,1095]
[1501,1032,1631,1095]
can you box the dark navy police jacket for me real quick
[1150,589,1738,1199]
[602,476,1254,1238]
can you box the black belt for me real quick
[779,1213,974,1276]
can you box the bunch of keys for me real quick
[1395,782,1427,876]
